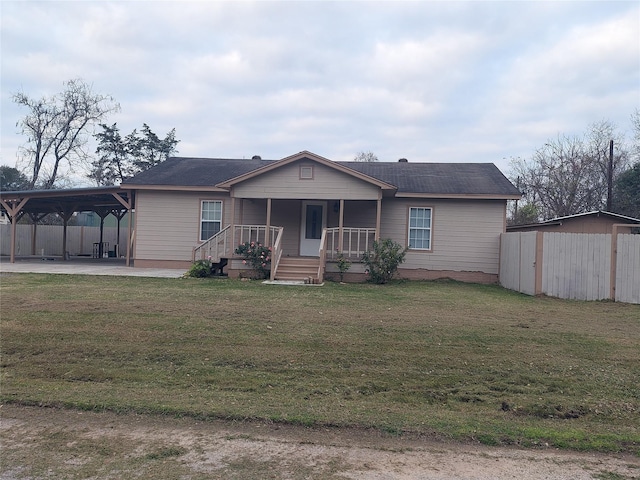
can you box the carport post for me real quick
[1,197,29,263]
[10,214,17,263]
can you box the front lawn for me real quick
[1,274,638,453]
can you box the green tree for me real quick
[89,123,179,185]
[0,166,30,191]
[133,124,179,172]
[613,162,640,219]
[508,203,540,226]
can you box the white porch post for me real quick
[265,198,272,245]
[338,199,344,252]
[230,195,236,247]
[376,195,382,241]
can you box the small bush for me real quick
[362,238,407,284]
[185,258,212,278]
[335,251,352,282]
[235,241,271,279]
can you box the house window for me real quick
[408,207,432,250]
[300,165,313,179]
[200,200,222,241]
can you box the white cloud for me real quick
[1,1,638,178]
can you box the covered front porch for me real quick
[194,197,381,282]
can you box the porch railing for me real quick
[234,225,280,247]
[317,228,327,283]
[325,227,377,260]
[269,227,284,281]
[193,224,283,264]
[193,225,232,262]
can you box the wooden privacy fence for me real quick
[500,230,640,304]
[0,224,128,258]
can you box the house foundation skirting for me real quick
[134,260,497,285]
[397,268,498,284]
[324,268,498,284]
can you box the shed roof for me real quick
[507,210,640,231]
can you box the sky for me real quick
[1,1,639,187]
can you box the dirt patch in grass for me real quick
[1,404,639,480]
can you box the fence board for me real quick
[541,233,610,301]
[501,231,638,303]
[499,233,520,292]
[616,234,640,304]
[499,232,536,295]
[0,224,128,258]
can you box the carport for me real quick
[0,186,135,266]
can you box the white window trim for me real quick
[200,200,223,242]
[408,206,432,251]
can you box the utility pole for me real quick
[606,140,613,211]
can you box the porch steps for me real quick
[274,257,320,282]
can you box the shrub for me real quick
[362,238,407,284]
[235,241,271,279]
[335,250,352,282]
[185,258,213,278]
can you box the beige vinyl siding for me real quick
[237,199,300,254]
[238,198,267,225]
[380,198,506,274]
[135,191,230,262]
[232,162,380,200]
[271,200,301,254]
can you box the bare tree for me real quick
[631,108,640,163]
[510,120,631,220]
[585,119,629,210]
[353,150,379,162]
[13,79,120,189]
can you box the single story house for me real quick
[122,151,521,283]
[507,211,640,234]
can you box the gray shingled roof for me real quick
[123,156,521,197]
[340,161,520,196]
[122,157,275,187]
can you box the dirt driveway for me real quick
[1,404,638,479]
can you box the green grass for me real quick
[1,273,639,454]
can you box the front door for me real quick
[300,201,326,256]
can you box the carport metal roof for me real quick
[0,186,135,265]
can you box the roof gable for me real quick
[216,151,397,191]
